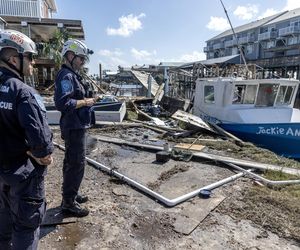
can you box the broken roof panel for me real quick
[131,70,163,97]
[179,54,242,69]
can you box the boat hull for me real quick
[219,122,300,159]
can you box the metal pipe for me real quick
[226,162,300,186]
[54,142,246,207]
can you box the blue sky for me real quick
[54,0,300,74]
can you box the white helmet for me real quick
[61,39,93,60]
[0,29,37,54]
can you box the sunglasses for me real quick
[78,56,88,63]
[23,53,35,62]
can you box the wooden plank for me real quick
[174,143,205,152]
[209,122,244,144]
[173,196,225,235]
[96,135,164,151]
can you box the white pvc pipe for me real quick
[54,142,246,207]
[226,162,300,186]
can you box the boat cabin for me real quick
[193,78,300,124]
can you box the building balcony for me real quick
[238,37,248,44]
[258,31,277,41]
[0,0,38,18]
[279,26,300,37]
[213,42,224,50]
[203,46,213,52]
[247,35,255,43]
[224,39,237,47]
[0,0,56,18]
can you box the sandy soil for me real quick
[38,126,300,250]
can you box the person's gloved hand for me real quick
[27,151,53,166]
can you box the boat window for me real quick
[275,85,295,105]
[256,83,279,107]
[244,85,257,104]
[232,85,245,104]
[204,86,215,104]
[232,85,257,104]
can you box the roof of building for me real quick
[207,11,287,42]
[179,54,242,69]
[158,62,185,67]
[267,7,300,25]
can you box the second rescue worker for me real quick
[54,39,97,217]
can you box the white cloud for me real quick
[179,51,206,62]
[131,48,157,61]
[98,48,123,57]
[257,0,300,19]
[283,0,300,10]
[258,8,279,19]
[106,13,145,37]
[206,16,230,31]
[234,4,259,20]
[100,57,130,70]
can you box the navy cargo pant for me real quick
[62,129,86,201]
[0,161,46,250]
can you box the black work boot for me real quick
[61,199,89,217]
[75,194,88,204]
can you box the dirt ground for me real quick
[39,126,300,250]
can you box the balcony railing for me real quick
[0,0,39,18]
[224,39,237,47]
[203,46,213,52]
[238,37,248,44]
[258,31,277,41]
[279,26,300,37]
[213,43,224,50]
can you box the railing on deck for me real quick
[0,0,39,18]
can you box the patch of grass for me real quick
[264,170,300,181]
[126,110,138,120]
[199,139,300,169]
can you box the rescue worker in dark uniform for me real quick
[54,39,96,217]
[0,29,53,249]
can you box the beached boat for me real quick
[193,77,300,159]
[46,95,126,124]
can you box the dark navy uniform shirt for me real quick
[0,67,54,167]
[54,64,92,136]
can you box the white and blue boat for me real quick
[193,77,300,159]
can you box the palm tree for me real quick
[41,29,70,70]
